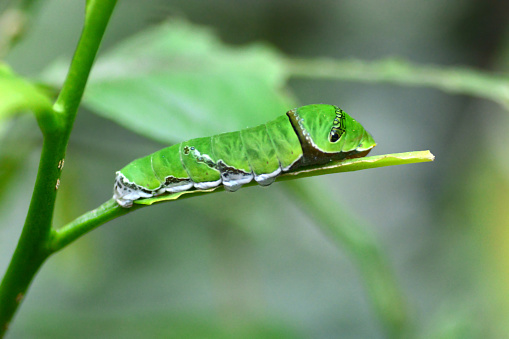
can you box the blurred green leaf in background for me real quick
[42,20,294,143]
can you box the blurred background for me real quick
[2,0,509,338]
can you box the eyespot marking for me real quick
[329,107,346,143]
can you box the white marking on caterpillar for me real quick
[57,159,65,170]
[55,179,60,190]
[113,172,153,208]
[217,160,254,192]
[162,177,193,193]
[254,166,281,186]
[193,178,222,190]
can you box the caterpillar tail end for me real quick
[113,172,135,208]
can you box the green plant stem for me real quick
[0,136,62,335]
[49,199,142,252]
[285,57,509,110]
[0,1,117,336]
[284,181,411,338]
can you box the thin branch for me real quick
[49,199,141,252]
[285,57,509,110]
[53,1,116,129]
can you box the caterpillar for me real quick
[114,104,376,208]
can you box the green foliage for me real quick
[43,20,294,143]
[0,63,51,133]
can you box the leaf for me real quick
[0,63,52,131]
[0,64,52,207]
[42,20,295,143]
[134,151,435,205]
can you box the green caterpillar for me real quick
[114,104,376,208]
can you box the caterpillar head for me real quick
[293,104,376,157]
